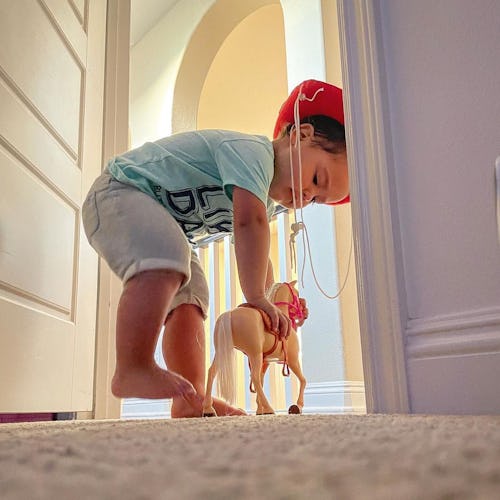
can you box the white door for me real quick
[0,0,107,412]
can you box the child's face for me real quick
[270,125,349,208]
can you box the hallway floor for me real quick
[1,414,499,499]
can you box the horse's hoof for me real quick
[202,412,217,417]
[288,404,302,414]
[256,412,275,416]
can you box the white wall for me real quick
[129,0,215,146]
[197,5,287,137]
[377,0,500,413]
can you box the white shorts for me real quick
[82,171,209,317]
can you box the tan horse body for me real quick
[202,282,307,416]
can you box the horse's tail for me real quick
[214,311,237,405]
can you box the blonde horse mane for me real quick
[213,312,237,404]
[266,282,282,301]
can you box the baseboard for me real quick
[121,399,172,420]
[405,308,500,414]
[303,381,366,414]
[121,381,367,418]
[301,406,366,415]
[407,351,500,414]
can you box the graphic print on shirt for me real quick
[152,185,233,240]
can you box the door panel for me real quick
[1,149,75,313]
[0,0,106,412]
[0,0,83,154]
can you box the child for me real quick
[82,80,349,418]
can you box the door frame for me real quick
[94,0,410,417]
[337,0,409,413]
[92,0,131,419]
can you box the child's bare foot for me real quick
[111,365,196,399]
[211,398,247,417]
[171,395,247,418]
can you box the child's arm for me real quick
[265,259,275,292]
[232,187,291,339]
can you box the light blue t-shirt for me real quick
[107,130,276,242]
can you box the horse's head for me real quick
[269,280,305,327]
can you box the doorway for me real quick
[122,0,365,417]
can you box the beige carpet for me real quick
[1,414,500,499]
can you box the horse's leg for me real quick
[248,354,274,415]
[230,309,270,413]
[202,358,218,417]
[256,360,270,415]
[287,352,307,415]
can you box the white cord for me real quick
[288,85,352,300]
[303,223,353,299]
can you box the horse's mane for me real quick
[266,282,292,301]
[265,282,281,301]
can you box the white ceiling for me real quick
[130,0,181,46]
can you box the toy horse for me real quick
[202,281,307,416]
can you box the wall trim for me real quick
[122,399,172,420]
[304,380,365,394]
[121,381,366,418]
[302,406,366,414]
[407,306,500,336]
[406,307,500,359]
[304,381,366,414]
[337,0,409,413]
[93,0,130,420]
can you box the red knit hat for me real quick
[273,79,350,205]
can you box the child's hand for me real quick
[250,297,292,339]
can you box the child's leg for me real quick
[163,304,205,395]
[111,269,197,400]
[83,174,201,402]
[163,304,246,418]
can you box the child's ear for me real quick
[299,123,314,140]
[289,123,314,146]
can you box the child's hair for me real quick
[282,114,346,155]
